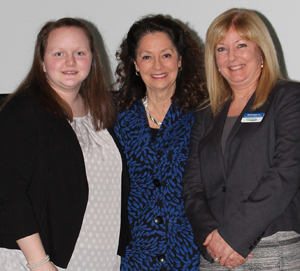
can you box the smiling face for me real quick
[215,27,262,92]
[42,27,92,96]
[134,32,181,95]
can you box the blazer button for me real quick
[155,216,163,224]
[221,186,226,192]
[153,179,161,187]
[157,254,166,262]
[249,245,254,250]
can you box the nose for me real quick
[228,48,237,62]
[153,57,162,70]
[66,54,76,66]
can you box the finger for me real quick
[203,233,213,246]
[213,256,220,263]
[219,255,229,266]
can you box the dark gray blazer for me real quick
[0,87,130,268]
[182,80,300,262]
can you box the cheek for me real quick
[43,59,59,72]
[136,62,149,74]
[215,55,224,68]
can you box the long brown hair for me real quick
[5,17,115,130]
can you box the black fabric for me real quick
[0,87,130,267]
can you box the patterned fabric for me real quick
[200,231,300,270]
[114,101,200,271]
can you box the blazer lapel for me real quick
[212,92,256,180]
[212,100,231,180]
[223,92,256,169]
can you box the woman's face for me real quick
[215,27,262,92]
[134,32,181,94]
[43,27,92,95]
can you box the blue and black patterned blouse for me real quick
[114,100,200,271]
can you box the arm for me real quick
[182,107,220,261]
[0,95,55,269]
[17,234,57,270]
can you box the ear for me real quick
[178,56,182,68]
[42,62,46,73]
[133,61,139,72]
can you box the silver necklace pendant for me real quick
[142,96,162,126]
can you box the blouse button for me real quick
[153,179,161,187]
[155,216,163,224]
[222,186,226,192]
[157,254,166,262]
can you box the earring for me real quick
[218,68,222,77]
[178,66,182,71]
[135,71,140,76]
[261,58,264,69]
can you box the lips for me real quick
[151,73,168,79]
[229,64,245,71]
[62,71,78,74]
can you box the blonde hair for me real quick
[205,8,282,115]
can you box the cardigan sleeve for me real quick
[0,94,41,240]
[182,106,220,261]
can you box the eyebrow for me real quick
[138,48,174,54]
[217,39,245,45]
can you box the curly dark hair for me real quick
[115,14,207,112]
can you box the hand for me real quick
[203,229,253,268]
[224,251,253,269]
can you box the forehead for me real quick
[137,32,175,51]
[217,27,243,43]
[47,27,89,47]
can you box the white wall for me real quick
[1,0,299,94]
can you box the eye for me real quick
[142,55,150,60]
[163,53,171,58]
[216,47,226,52]
[76,51,85,56]
[238,43,247,48]
[55,52,63,57]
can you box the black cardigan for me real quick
[0,88,130,268]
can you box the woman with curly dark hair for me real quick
[114,14,207,271]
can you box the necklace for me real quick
[142,96,162,126]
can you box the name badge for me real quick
[241,113,265,123]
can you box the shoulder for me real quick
[274,79,300,89]
[1,88,41,117]
[269,80,300,104]
[194,102,213,123]
[116,101,142,123]
[271,80,300,97]
[0,88,51,133]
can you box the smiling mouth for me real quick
[230,65,245,70]
[151,73,168,79]
[62,71,78,74]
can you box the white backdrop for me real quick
[1,0,299,94]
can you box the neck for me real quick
[228,83,257,117]
[143,90,173,128]
[231,80,258,100]
[146,89,173,112]
[55,90,86,117]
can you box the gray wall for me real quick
[1,0,299,94]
